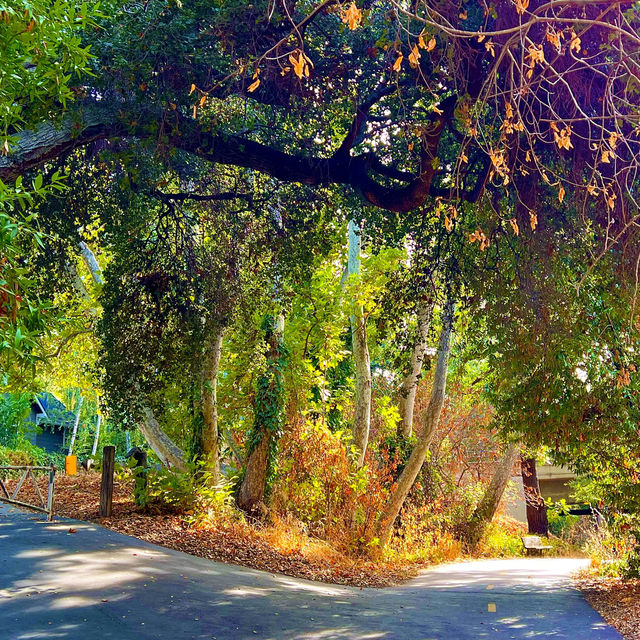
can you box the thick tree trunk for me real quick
[201,324,224,485]
[348,220,371,467]
[138,406,188,472]
[236,433,271,517]
[91,414,101,457]
[67,394,84,456]
[397,299,433,437]
[372,298,455,548]
[521,456,549,535]
[236,315,286,515]
[463,442,521,545]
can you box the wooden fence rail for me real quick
[0,464,56,521]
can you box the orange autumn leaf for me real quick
[558,184,566,203]
[248,78,260,92]
[569,30,581,54]
[408,44,421,67]
[341,2,362,30]
[289,52,306,79]
[509,218,519,236]
[393,54,403,72]
[529,211,538,230]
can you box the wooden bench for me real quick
[521,535,553,556]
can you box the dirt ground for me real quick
[4,471,418,587]
[575,574,640,640]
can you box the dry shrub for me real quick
[271,418,392,554]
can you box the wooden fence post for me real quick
[100,446,115,517]
[47,464,56,521]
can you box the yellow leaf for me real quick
[341,2,362,30]
[569,31,581,54]
[444,216,453,231]
[431,103,443,115]
[393,54,403,72]
[601,149,612,164]
[459,9,467,20]
[189,83,196,95]
[608,131,620,149]
[427,37,436,52]
[485,40,495,57]
[289,52,306,79]
[558,184,565,203]
[515,0,530,15]
[460,152,468,163]
[529,211,538,230]
[199,94,207,107]
[526,44,545,67]
[248,78,260,92]
[408,44,421,67]
[509,218,519,236]
[586,183,599,196]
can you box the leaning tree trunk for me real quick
[67,394,84,456]
[201,323,225,486]
[372,298,455,549]
[397,299,434,438]
[138,406,188,472]
[521,456,549,535]
[348,219,371,467]
[237,315,286,516]
[78,241,103,284]
[462,442,521,546]
[91,414,101,457]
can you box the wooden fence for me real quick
[0,465,56,521]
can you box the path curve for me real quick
[0,503,621,639]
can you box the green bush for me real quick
[0,440,47,467]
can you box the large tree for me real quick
[2,0,638,224]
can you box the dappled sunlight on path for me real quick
[0,503,621,639]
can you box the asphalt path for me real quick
[0,502,622,639]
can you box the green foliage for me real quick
[0,440,47,467]
[546,500,581,538]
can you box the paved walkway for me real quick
[0,502,621,639]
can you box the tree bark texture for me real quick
[201,324,224,485]
[463,442,521,545]
[521,456,549,536]
[67,394,83,457]
[78,241,103,284]
[348,220,371,468]
[236,316,286,516]
[138,406,188,472]
[91,414,101,457]
[373,298,455,548]
[397,299,434,438]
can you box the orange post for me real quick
[65,455,77,476]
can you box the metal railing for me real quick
[0,465,56,521]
